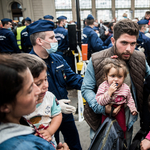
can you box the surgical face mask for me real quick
[8,27,11,31]
[145,28,149,34]
[64,23,68,28]
[42,40,58,54]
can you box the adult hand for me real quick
[140,139,150,150]
[57,142,70,150]
[105,104,121,116]
[59,99,76,114]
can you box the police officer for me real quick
[14,19,26,51]
[54,16,74,70]
[137,19,150,65]
[43,15,54,22]
[82,14,107,59]
[21,17,32,53]
[0,18,20,53]
[27,20,83,150]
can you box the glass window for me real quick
[115,0,131,8]
[80,10,91,20]
[55,0,72,9]
[79,0,92,9]
[96,0,111,8]
[115,10,131,20]
[135,9,150,20]
[56,11,72,21]
[11,2,22,9]
[97,10,112,22]
[135,0,150,8]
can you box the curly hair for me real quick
[102,57,128,80]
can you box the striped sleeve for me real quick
[125,85,137,112]
[96,81,111,106]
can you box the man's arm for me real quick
[9,32,20,53]
[63,58,83,90]
[81,58,105,114]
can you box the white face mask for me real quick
[145,28,149,34]
[42,40,58,54]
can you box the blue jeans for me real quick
[55,113,82,150]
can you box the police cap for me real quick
[43,15,54,20]
[57,16,67,20]
[1,18,12,23]
[25,17,32,22]
[138,19,149,25]
[27,20,54,35]
[87,14,94,20]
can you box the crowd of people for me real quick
[1,10,150,150]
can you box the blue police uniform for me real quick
[104,34,113,48]
[54,16,74,71]
[137,31,150,64]
[0,28,20,53]
[137,19,150,65]
[30,49,83,150]
[82,26,107,59]
[21,27,32,53]
[54,26,69,51]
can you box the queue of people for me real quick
[1,11,150,150]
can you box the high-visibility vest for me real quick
[16,26,26,49]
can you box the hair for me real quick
[86,19,94,26]
[113,19,139,41]
[139,24,146,30]
[14,53,47,78]
[102,58,127,80]
[22,19,25,26]
[108,22,114,30]
[0,54,27,121]
[1,21,9,26]
[146,11,150,15]
[30,31,46,46]
[25,20,31,25]
[58,19,65,24]
[123,13,127,18]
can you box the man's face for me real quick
[111,33,137,60]
[42,31,57,49]
[6,22,12,29]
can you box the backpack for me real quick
[88,116,127,150]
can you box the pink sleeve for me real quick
[96,82,111,106]
[146,131,150,140]
[126,87,137,112]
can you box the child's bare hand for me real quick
[38,129,52,141]
[132,111,137,116]
[108,81,117,96]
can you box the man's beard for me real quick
[114,42,131,61]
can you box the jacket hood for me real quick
[0,123,34,144]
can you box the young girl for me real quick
[95,57,137,137]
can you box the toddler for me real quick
[96,58,137,137]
